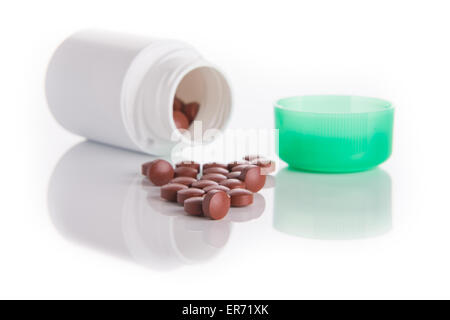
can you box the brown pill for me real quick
[184,196,204,216]
[203,167,229,175]
[146,159,174,186]
[220,179,246,190]
[231,164,250,172]
[175,161,200,171]
[173,97,184,111]
[141,161,153,176]
[227,160,250,171]
[161,183,188,202]
[177,188,205,204]
[202,190,230,220]
[239,165,266,192]
[201,173,228,183]
[251,159,276,175]
[228,188,253,207]
[174,166,198,178]
[169,176,197,186]
[173,110,190,130]
[182,102,200,122]
[203,162,228,171]
[243,155,265,161]
[203,185,230,193]
[226,171,241,179]
[191,180,218,189]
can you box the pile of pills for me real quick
[141,156,275,220]
[173,96,200,130]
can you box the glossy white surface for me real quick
[1,0,450,299]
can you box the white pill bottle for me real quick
[45,30,233,155]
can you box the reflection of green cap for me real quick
[274,95,394,173]
[273,168,392,240]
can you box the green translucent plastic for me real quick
[273,167,392,240]
[274,95,394,173]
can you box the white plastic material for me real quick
[45,30,233,155]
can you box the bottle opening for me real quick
[172,66,232,143]
[122,41,233,155]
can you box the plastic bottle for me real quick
[46,30,232,155]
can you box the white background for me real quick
[1,0,449,299]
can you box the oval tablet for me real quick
[243,155,265,161]
[182,102,200,122]
[202,190,230,220]
[161,183,188,202]
[141,161,153,176]
[228,188,253,207]
[203,185,230,193]
[174,166,198,178]
[227,160,249,171]
[177,188,205,204]
[231,164,250,172]
[191,180,218,189]
[220,179,246,190]
[251,159,276,175]
[173,110,190,130]
[169,176,197,187]
[203,167,229,175]
[173,97,184,111]
[175,161,200,171]
[203,162,228,171]
[184,196,204,216]
[146,159,174,186]
[239,165,266,193]
[200,173,227,183]
[226,171,241,179]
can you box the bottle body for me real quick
[46,30,232,155]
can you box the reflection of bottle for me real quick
[48,141,231,270]
[274,168,392,240]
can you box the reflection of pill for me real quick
[201,173,227,183]
[227,160,249,171]
[239,165,266,192]
[203,167,229,175]
[203,185,230,193]
[175,161,200,171]
[226,171,241,179]
[173,110,190,130]
[227,193,266,222]
[174,166,198,178]
[169,176,197,187]
[161,183,188,202]
[228,188,253,207]
[145,159,174,186]
[177,188,205,204]
[191,180,218,189]
[173,97,184,111]
[203,162,228,171]
[182,102,200,122]
[184,196,204,216]
[202,190,230,220]
[220,179,246,190]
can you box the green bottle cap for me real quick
[274,95,394,173]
